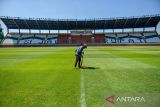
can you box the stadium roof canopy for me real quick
[0,15,160,30]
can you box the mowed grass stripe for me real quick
[0,47,81,107]
[82,47,160,107]
[109,47,160,68]
[104,47,160,90]
[0,48,65,68]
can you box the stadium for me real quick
[0,0,160,107]
[0,15,160,46]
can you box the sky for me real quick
[0,0,160,19]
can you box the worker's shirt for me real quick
[75,46,84,56]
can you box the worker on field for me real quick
[74,44,87,68]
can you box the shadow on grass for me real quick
[80,66,99,69]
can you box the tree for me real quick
[0,28,4,42]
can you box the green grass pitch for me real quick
[0,46,160,107]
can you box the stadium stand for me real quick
[0,15,160,46]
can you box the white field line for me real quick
[80,71,86,107]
